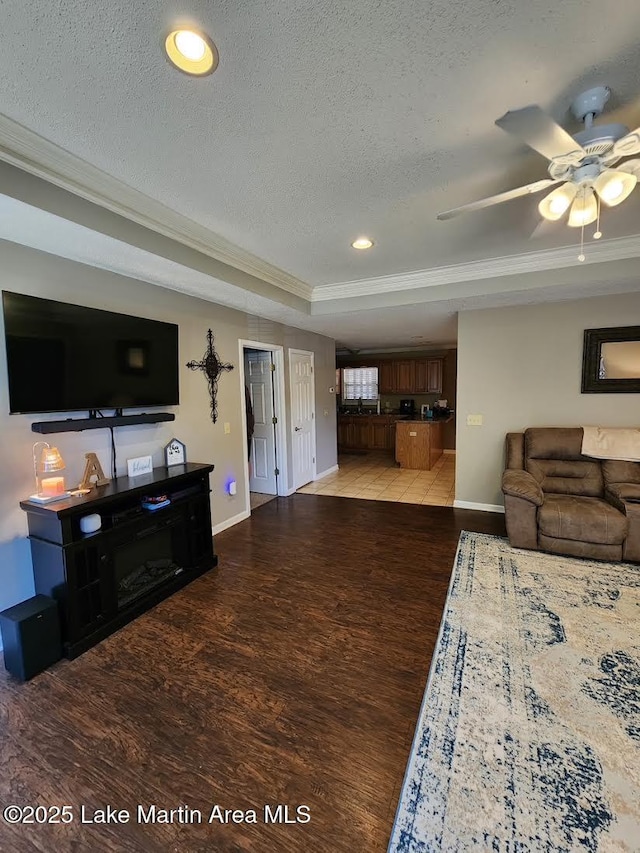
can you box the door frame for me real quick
[238,340,289,516]
[288,347,317,487]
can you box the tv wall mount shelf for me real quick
[31,412,175,434]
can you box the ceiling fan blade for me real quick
[611,128,640,159]
[617,157,640,176]
[436,178,560,221]
[495,105,586,165]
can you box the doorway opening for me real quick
[238,341,288,515]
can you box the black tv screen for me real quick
[2,291,179,414]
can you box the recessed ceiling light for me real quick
[351,237,374,250]
[164,28,218,76]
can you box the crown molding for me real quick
[336,344,457,355]
[0,112,313,301]
[312,234,640,301]
[5,112,640,309]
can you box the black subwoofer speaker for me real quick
[0,595,61,681]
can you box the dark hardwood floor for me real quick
[0,495,505,853]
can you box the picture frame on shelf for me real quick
[164,437,186,467]
[127,455,153,478]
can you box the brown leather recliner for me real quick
[502,427,640,563]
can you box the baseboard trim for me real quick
[453,500,505,514]
[443,449,456,455]
[315,464,339,480]
[283,486,297,496]
[212,510,251,535]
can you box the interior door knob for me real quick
[294,426,302,431]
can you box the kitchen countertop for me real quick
[398,416,453,424]
[338,413,453,422]
[338,413,454,422]
[338,412,407,417]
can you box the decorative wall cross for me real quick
[186,329,234,424]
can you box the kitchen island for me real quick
[395,418,452,470]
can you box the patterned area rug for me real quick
[388,531,640,852]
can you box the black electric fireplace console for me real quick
[20,463,216,659]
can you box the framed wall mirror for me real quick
[582,326,640,393]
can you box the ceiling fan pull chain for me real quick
[578,220,586,262]
[593,195,602,240]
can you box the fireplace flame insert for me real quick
[113,517,188,609]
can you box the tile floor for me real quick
[298,451,456,505]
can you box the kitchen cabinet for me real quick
[340,357,444,395]
[337,415,403,451]
[338,417,356,449]
[338,415,351,448]
[427,359,443,394]
[388,419,399,451]
[415,359,443,394]
[370,419,390,449]
[378,361,395,394]
[394,361,416,394]
[338,417,374,450]
[353,419,371,449]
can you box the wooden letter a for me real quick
[79,452,109,490]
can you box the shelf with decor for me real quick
[20,463,216,659]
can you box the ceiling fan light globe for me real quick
[549,197,568,215]
[538,183,577,221]
[593,169,637,207]
[604,179,623,200]
[568,188,598,227]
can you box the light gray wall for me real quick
[0,240,336,642]
[456,291,640,508]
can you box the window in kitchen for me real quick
[342,367,379,400]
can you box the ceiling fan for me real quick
[437,87,640,232]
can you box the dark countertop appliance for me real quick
[399,399,416,416]
[432,404,452,420]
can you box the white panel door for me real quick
[289,350,315,490]
[245,350,277,495]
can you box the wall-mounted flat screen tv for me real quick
[2,291,179,414]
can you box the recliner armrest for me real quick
[605,483,640,512]
[605,484,640,562]
[607,483,640,502]
[502,470,543,506]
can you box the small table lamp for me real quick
[30,442,71,503]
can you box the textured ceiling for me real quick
[2,0,640,290]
